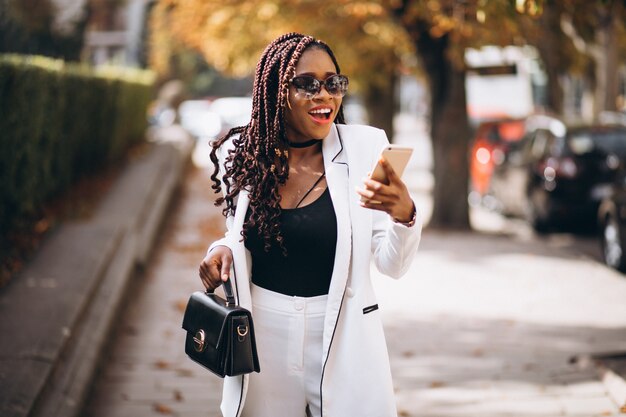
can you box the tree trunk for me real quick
[363,73,396,141]
[594,2,620,115]
[415,31,471,229]
[532,38,564,114]
[522,6,564,114]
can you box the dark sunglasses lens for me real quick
[325,75,348,96]
[291,75,348,97]
[292,76,321,95]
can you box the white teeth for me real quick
[309,108,331,114]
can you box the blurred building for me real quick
[81,0,154,67]
[465,45,546,126]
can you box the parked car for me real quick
[469,118,526,207]
[178,99,222,140]
[491,116,626,232]
[598,168,626,272]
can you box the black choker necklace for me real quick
[288,139,322,148]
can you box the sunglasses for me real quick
[289,74,349,99]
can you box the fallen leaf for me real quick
[174,390,184,402]
[174,299,188,313]
[199,216,227,238]
[154,359,171,370]
[172,242,206,253]
[398,410,411,417]
[429,381,445,388]
[619,404,626,413]
[177,368,194,377]
[402,351,415,358]
[153,403,173,414]
[472,348,484,357]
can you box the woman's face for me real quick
[284,47,343,143]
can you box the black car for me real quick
[490,116,626,232]
[598,168,626,272]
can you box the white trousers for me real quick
[242,284,327,417]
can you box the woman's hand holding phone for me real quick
[356,157,415,224]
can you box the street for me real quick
[83,119,626,416]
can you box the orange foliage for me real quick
[149,0,416,89]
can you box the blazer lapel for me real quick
[231,190,252,310]
[321,125,352,357]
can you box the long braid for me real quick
[209,33,346,252]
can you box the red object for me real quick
[470,119,526,196]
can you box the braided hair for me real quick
[209,33,345,251]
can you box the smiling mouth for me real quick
[309,108,333,122]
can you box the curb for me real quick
[0,126,193,417]
[598,365,626,411]
[573,354,626,412]
[594,354,626,412]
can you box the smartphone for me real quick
[369,145,413,185]
[361,145,413,204]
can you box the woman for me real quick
[199,33,421,417]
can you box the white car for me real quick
[179,100,222,140]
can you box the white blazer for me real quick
[208,124,422,417]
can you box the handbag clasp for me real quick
[193,329,206,352]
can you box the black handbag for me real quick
[182,278,260,377]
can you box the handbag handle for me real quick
[205,276,237,306]
[222,278,236,306]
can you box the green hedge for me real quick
[0,55,155,235]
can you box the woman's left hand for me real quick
[356,158,415,223]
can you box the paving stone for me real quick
[561,396,619,416]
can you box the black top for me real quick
[244,187,338,297]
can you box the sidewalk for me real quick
[0,126,193,417]
[374,230,626,416]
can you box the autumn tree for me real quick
[149,1,415,139]
[516,0,626,119]
[558,0,626,117]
